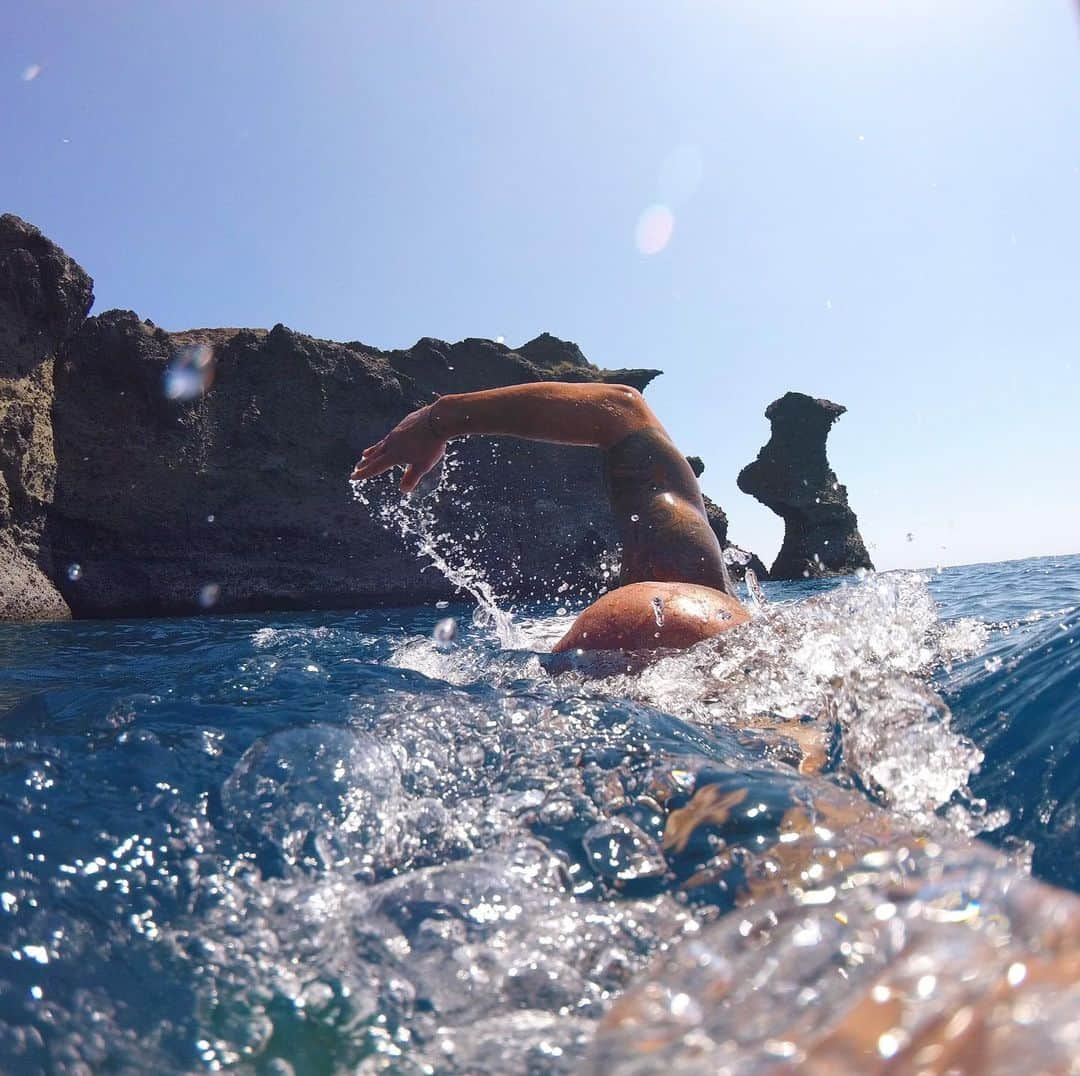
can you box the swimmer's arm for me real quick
[351,382,661,492]
[430,383,658,447]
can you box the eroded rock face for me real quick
[0,215,94,619]
[737,392,873,580]
[3,217,767,620]
[47,314,662,617]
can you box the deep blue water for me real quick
[0,553,1077,1072]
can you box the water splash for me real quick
[578,572,996,836]
[0,557,1077,1072]
[351,448,522,647]
[744,567,767,610]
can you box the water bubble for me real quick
[582,817,666,881]
[198,583,221,609]
[164,343,216,401]
[222,726,403,872]
[206,514,215,524]
[456,742,485,767]
[433,617,458,648]
[66,563,82,581]
[630,514,640,523]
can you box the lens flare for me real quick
[634,204,675,256]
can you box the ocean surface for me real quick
[0,544,1077,1072]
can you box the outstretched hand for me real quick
[350,405,447,493]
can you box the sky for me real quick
[3,1,1078,571]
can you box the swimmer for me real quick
[350,382,750,651]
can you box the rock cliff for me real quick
[0,215,769,620]
[46,315,669,617]
[0,215,93,619]
[737,392,873,579]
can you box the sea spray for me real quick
[350,447,523,648]
[0,557,1076,1072]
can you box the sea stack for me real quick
[737,391,873,579]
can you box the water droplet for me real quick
[432,617,458,648]
[198,583,221,609]
[164,343,216,401]
[1007,961,1027,986]
[651,595,665,628]
[66,563,82,581]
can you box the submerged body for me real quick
[351,381,749,651]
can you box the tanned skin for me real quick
[350,383,749,652]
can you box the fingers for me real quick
[350,456,395,481]
[350,438,390,480]
[400,464,423,493]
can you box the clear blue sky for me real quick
[4,1,1078,570]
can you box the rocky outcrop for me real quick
[3,216,776,620]
[737,392,873,580]
[44,315,663,617]
[0,215,94,619]
[686,456,767,582]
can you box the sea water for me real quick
[0,517,1077,1069]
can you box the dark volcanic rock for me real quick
[5,217,768,620]
[46,312,661,617]
[0,214,94,619]
[737,392,873,580]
